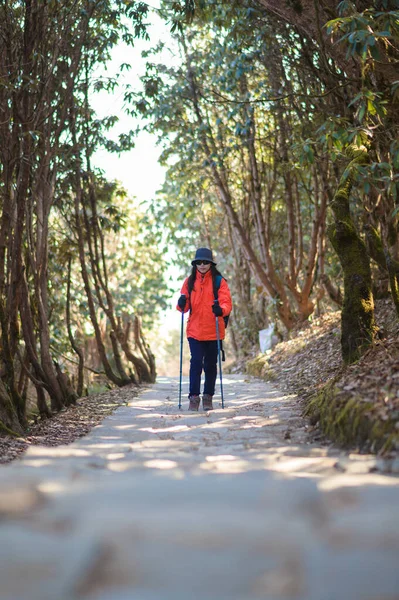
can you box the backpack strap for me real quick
[213,275,222,302]
[213,275,229,331]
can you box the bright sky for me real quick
[90,4,183,338]
[90,3,173,205]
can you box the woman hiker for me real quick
[177,247,232,411]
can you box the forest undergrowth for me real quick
[243,299,399,455]
[0,386,139,465]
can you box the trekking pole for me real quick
[214,301,225,409]
[178,296,185,410]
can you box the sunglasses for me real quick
[194,260,211,266]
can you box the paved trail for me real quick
[1,375,398,600]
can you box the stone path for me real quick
[0,375,398,600]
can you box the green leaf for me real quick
[369,44,381,60]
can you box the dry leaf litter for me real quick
[232,298,399,452]
[0,385,139,465]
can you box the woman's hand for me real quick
[177,295,186,309]
[212,303,223,317]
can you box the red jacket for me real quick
[177,270,232,341]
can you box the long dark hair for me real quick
[187,264,224,297]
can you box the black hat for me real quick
[191,247,216,265]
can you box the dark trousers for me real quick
[188,337,218,397]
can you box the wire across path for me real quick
[0,375,398,600]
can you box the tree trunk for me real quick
[364,224,399,317]
[320,274,343,307]
[116,317,156,384]
[328,147,376,363]
[66,256,85,397]
[0,379,23,436]
[252,0,398,85]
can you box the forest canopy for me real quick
[132,0,399,359]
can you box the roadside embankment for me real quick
[244,299,399,454]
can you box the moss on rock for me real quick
[246,354,277,381]
[305,379,398,453]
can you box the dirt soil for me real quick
[236,298,399,452]
[0,385,139,465]
[268,299,398,422]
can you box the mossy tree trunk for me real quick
[327,147,377,364]
[0,379,24,436]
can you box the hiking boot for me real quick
[188,395,200,411]
[202,394,214,411]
